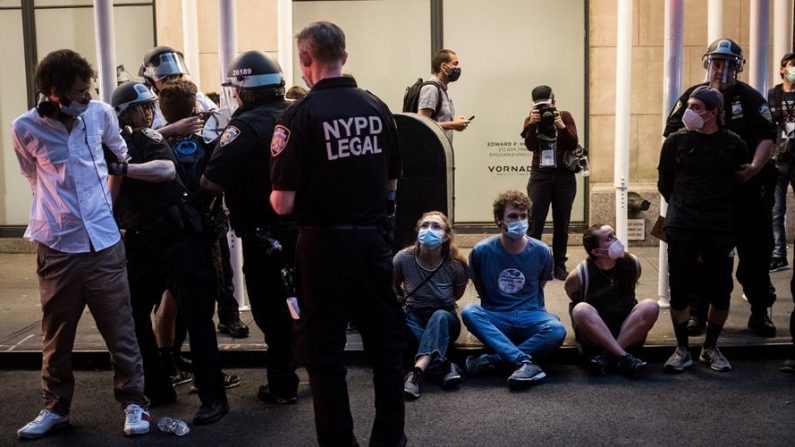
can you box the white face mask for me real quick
[682,108,706,131]
[607,239,625,260]
[60,99,89,117]
[786,67,795,83]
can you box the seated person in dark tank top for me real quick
[564,224,660,378]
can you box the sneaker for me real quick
[616,352,647,379]
[441,362,464,389]
[217,319,250,338]
[585,352,610,376]
[465,354,499,376]
[507,360,546,389]
[780,358,795,373]
[190,372,241,393]
[403,368,423,400]
[554,265,568,281]
[769,257,789,272]
[699,346,732,372]
[687,315,706,336]
[663,347,693,373]
[17,409,69,439]
[257,384,297,405]
[123,403,151,436]
[748,311,777,337]
[171,370,193,387]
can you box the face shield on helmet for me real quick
[112,82,157,128]
[144,51,189,83]
[702,39,744,90]
[220,51,285,113]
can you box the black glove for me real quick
[107,160,128,176]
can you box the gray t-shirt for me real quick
[393,247,469,312]
[418,75,455,140]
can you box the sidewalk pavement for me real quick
[0,246,792,369]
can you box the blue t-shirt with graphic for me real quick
[469,235,553,312]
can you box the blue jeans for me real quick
[772,167,795,260]
[461,304,566,366]
[406,308,461,364]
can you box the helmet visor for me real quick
[705,58,738,89]
[144,52,189,82]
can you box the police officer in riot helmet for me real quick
[664,38,778,338]
[111,81,229,424]
[142,45,217,136]
[200,50,300,406]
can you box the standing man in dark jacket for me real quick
[270,21,406,447]
[522,85,580,280]
[659,86,750,373]
[201,51,300,405]
[664,38,778,338]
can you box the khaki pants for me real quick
[37,241,148,415]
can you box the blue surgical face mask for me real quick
[504,219,529,239]
[418,227,445,249]
[60,99,89,117]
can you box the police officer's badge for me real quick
[219,126,241,147]
[142,127,164,142]
[760,104,773,122]
[271,125,290,157]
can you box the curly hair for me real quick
[410,211,468,267]
[158,78,197,124]
[34,49,95,96]
[492,190,531,225]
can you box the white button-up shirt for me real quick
[12,100,129,253]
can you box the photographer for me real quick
[521,85,579,280]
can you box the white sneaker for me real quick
[699,346,732,372]
[123,403,151,436]
[17,409,69,439]
[663,346,693,373]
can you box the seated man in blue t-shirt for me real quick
[461,190,567,389]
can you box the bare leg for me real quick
[155,290,177,348]
[414,355,431,371]
[616,299,660,349]
[571,302,624,357]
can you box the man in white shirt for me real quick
[11,49,170,439]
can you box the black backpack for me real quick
[171,135,209,194]
[402,78,443,118]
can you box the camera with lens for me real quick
[535,104,557,140]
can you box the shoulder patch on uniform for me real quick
[219,126,241,147]
[142,127,163,142]
[271,125,290,157]
[760,104,773,122]
[670,100,682,117]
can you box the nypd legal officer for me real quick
[200,51,299,405]
[111,82,229,424]
[270,22,406,447]
[664,38,778,338]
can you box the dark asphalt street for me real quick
[1,361,793,447]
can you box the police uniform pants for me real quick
[125,229,227,406]
[241,234,299,397]
[36,241,148,415]
[213,226,240,323]
[527,169,577,267]
[296,228,407,447]
[734,178,776,311]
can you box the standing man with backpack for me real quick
[406,49,471,141]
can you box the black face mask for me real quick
[447,66,462,82]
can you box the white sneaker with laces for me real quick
[123,403,151,436]
[17,409,69,439]
[699,346,732,372]
[663,346,694,373]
